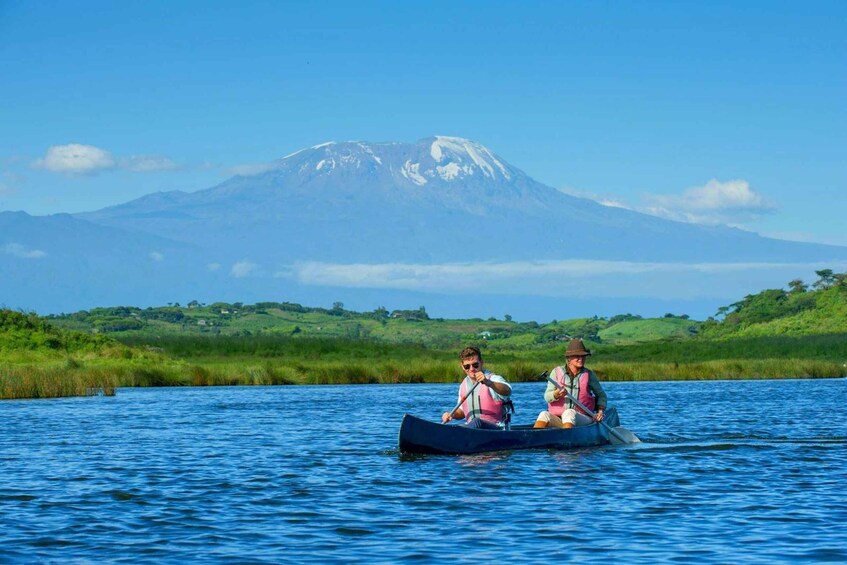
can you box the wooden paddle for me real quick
[545,375,640,445]
[442,379,481,424]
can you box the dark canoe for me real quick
[398,406,622,455]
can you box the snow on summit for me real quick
[430,136,511,181]
[271,136,514,185]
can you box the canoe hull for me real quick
[398,407,622,455]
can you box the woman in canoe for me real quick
[533,338,607,429]
[441,346,514,429]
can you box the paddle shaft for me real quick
[545,375,628,444]
[445,379,480,423]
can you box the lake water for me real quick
[1,378,845,563]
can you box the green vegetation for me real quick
[3,269,846,399]
[47,301,697,348]
[0,309,122,398]
[700,270,847,338]
[598,315,697,344]
[1,309,114,352]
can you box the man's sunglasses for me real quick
[462,362,480,370]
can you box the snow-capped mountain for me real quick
[79,136,840,265]
[4,136,847,316]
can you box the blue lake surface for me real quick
[2,378,846,563]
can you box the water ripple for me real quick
[1,380,846,562]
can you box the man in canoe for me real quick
[441,346,514,429]
[533,338,607,429]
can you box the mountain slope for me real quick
[0,211,203,313]
[78,136,846,265]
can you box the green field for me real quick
[4,271,847,399]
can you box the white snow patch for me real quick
[401,160,427,186]
[282,141,335,160]
[340,154,360,167]
[437,162,461,180]
[430,136,511,180]
[431,142,444,162]
[436,162,475,181]
[357,143,383,165]
[316,159,336,171]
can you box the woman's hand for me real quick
[594,409,605,422]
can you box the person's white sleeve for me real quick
[487,374,511,401]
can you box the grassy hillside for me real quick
[0,309,116,354]
[47,302,695,348]
[700,275,847,338]
[598,317,698,344]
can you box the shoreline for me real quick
[3,357,845,400]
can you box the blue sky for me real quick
[3,0,845,246]
[2,1,846,254]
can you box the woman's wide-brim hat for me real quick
[565,338,592,357]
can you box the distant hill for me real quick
[599,316,699,344]
[46,301,698,349]
[43,270,847,349]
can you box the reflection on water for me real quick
[1,379,846,563]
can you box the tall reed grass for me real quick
[0,363,117,399]
[594,359,846,381]
[3,340,845,400]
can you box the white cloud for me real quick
[643,179,775,225]
[32,144,181,175]
[285,259,847,301]
[34,144,116,174]
[4,243,46,259]
[565,179,775,226]
[207,262,221,271]
[597,198,631,209]
[0,182,15,198]
[121,155,180,173]
[149,251,164,261]
[231,260,258,278]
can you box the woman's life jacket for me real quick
[547,366,596,416]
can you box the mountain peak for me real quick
[386,136,510,186]
[268,137,514,186]
[427,136,511,181]
[277,140,387,175]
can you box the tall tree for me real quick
[787,279,808,294]
[813,269,835,289]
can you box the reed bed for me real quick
[2,350,845,400]
[0,363,118,399]
[594,359,846,381]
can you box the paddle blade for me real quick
[608,426,641,445]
